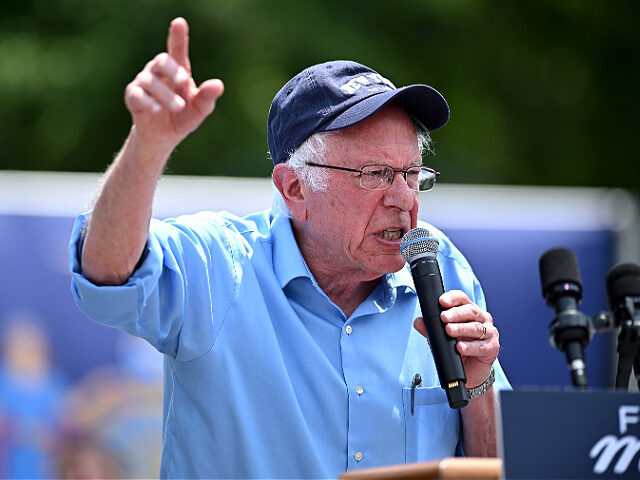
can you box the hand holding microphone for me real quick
[401,228,499,409]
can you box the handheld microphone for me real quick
[400,228,468,409]
[539,247,593,388]
[606,263,640,389]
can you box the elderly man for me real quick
[70,17,509,479]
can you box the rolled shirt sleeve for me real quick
[69,212,239,362]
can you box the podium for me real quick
[499,389,640,479]
[339,458,501,480]
[340,389,640,479]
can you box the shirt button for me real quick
[345,325,353,335]
[355,385,364,395]
[354,451,363,462]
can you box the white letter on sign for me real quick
[619,405,640,434]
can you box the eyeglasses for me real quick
[305,162,440,191]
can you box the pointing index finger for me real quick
[167,17,191,75]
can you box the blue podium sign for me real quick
[500,390,640,479]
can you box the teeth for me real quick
[379,228,403,240]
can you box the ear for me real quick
[272,163,308,221]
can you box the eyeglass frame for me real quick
[305,162,440,191]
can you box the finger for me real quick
[149,53,192,91]
[441,303,491,325]
[192,79,225,116]
[446,321,493,340]
[167,17,191,74]
[413,317,428,339]
[439,290,473,309]
[135,71,185,112]
[456,334,499,359]
[125,84,161,114]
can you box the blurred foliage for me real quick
[0,0,638,188]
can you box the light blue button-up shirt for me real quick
[69,209,509,479]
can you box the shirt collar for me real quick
[379,265,416,310]
[271,213,314,289]
[385,265,416,294]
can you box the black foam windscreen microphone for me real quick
[539,247,583,300]
[606,263,640,313]
[606,263,640,389]
[400,227,469,409]
[539,247,591,388]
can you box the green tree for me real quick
[0,0,637,189]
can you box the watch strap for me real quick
[467,368,496,399]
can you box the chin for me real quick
[373,256,406,275]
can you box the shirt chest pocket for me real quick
[402,386,461,463]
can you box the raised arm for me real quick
[81,18,224,285]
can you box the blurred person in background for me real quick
[69,17,509,479]
[59,334,163,479]
[56,430,122,480]
[0,310,67,479]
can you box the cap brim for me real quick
[318,84,450,134]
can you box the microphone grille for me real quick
[606,263,640,309]
[539,247,583,297]
[400,227,439,263]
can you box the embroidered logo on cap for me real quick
[340,73,396,95]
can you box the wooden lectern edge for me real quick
[338,457,502,480]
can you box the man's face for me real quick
[299,104,421,282]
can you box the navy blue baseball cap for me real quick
[267,60,450,166]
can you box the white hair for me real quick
[412,116,434,157]
[271,132,333,217]
[271,118,433,218]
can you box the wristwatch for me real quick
[467,368,495,399]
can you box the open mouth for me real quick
[378,228,404,240]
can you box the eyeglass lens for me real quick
[360,166,435,191]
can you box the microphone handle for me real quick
[411,256,469,408]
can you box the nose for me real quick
[383,170,416,211]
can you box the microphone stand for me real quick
[547,310,615,389]
[547,297,593,389]
[614,297,640,390]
